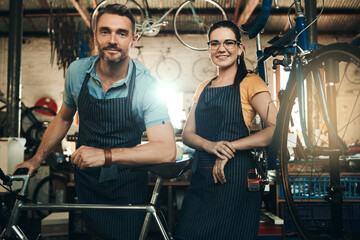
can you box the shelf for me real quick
[148,181,190,186]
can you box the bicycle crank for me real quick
[141,19,167,37]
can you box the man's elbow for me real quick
[162,145,176,163]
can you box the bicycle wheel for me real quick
[156,57,182,82]
[21,106,56,151]
[33,174,69,218]
[278,43,360,239]
[174,0,227,51]
[125,0,145,31]
[192,57,217,82]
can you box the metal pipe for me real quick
[6,0,23,137]
[139,177,164,239]
[325,57,343,239]
[305,0,318,45]
[21,203,155,212]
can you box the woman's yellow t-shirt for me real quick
[193,73,270,132]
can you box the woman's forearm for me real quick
[182,130,209,151]
[231,126,275,151]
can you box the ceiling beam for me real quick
[236,0,260,26]
[1,16,8,28]
[233,0,242,22]
[91,0,98,9]
[1,7,359,17]
[25,17,38,32]
[69,0,91,28]
[38,0,49,9]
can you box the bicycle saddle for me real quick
[131,158,192,180]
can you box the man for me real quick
[15,4,176,239]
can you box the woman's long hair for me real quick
[208,20,248,87]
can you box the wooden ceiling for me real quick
[0,0,359,36]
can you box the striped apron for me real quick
[74,62,148,240]
[174,80,261,240]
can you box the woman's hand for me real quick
[213,157,229,184]
[203,141,235,160]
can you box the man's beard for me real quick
[97,42,127,64]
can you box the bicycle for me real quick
[247,0,360,239]
[192,57,217,82]
[91,0,228,51]
[0,93,57,155]
[132,46,182,82]
[0,159,192,240]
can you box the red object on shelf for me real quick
[257,222,282,235]
[34,97,58,116]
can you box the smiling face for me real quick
[95,13,138,64]
[208,27,243,70]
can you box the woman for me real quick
[174,20,278,240]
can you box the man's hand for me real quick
[203,141,235,160]
[13,157,41,176]
[212,157,229,184]
[71,146,106,170]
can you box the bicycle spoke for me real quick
[279,43,360,239]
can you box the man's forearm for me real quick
[71,122,176,169]
[33,116,73,163]
[111,140,176,166]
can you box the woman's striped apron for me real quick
[175,79,261,240]
[74,62,148,240]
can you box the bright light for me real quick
[157,83,186,130]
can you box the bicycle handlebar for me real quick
[0,168,30,187]
[0,168,10,183]
[248,0,272,39]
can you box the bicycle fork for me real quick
[0,175,31,240]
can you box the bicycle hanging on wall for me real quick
[248,0,360,239]
[132,46,182,82]
[91,0,228,51]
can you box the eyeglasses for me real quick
[207,40,240,51]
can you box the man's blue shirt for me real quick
[63,55,170,131]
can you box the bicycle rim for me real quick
[192,57,217,81]
[21,106,56,150]
[33,174,69,218]
[173,0,227,51]
[279,43,360,239]
[125,0,145,31]
[156,57,181,82]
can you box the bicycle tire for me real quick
[126,0,145,31]
[278,43,360,239]
[192,57,217,82]
[21,106,56,149]
[173,0,227,51]
[32,174,69,218]
[155,57,182,82]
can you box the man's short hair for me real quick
[94,4,136,35]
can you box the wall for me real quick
[0,33,356,127]
[0,34,274,109]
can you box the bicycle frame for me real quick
[136,0,200,37]
[250,1,354,239]
[0,174,170,240]
[253,0,346,168]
